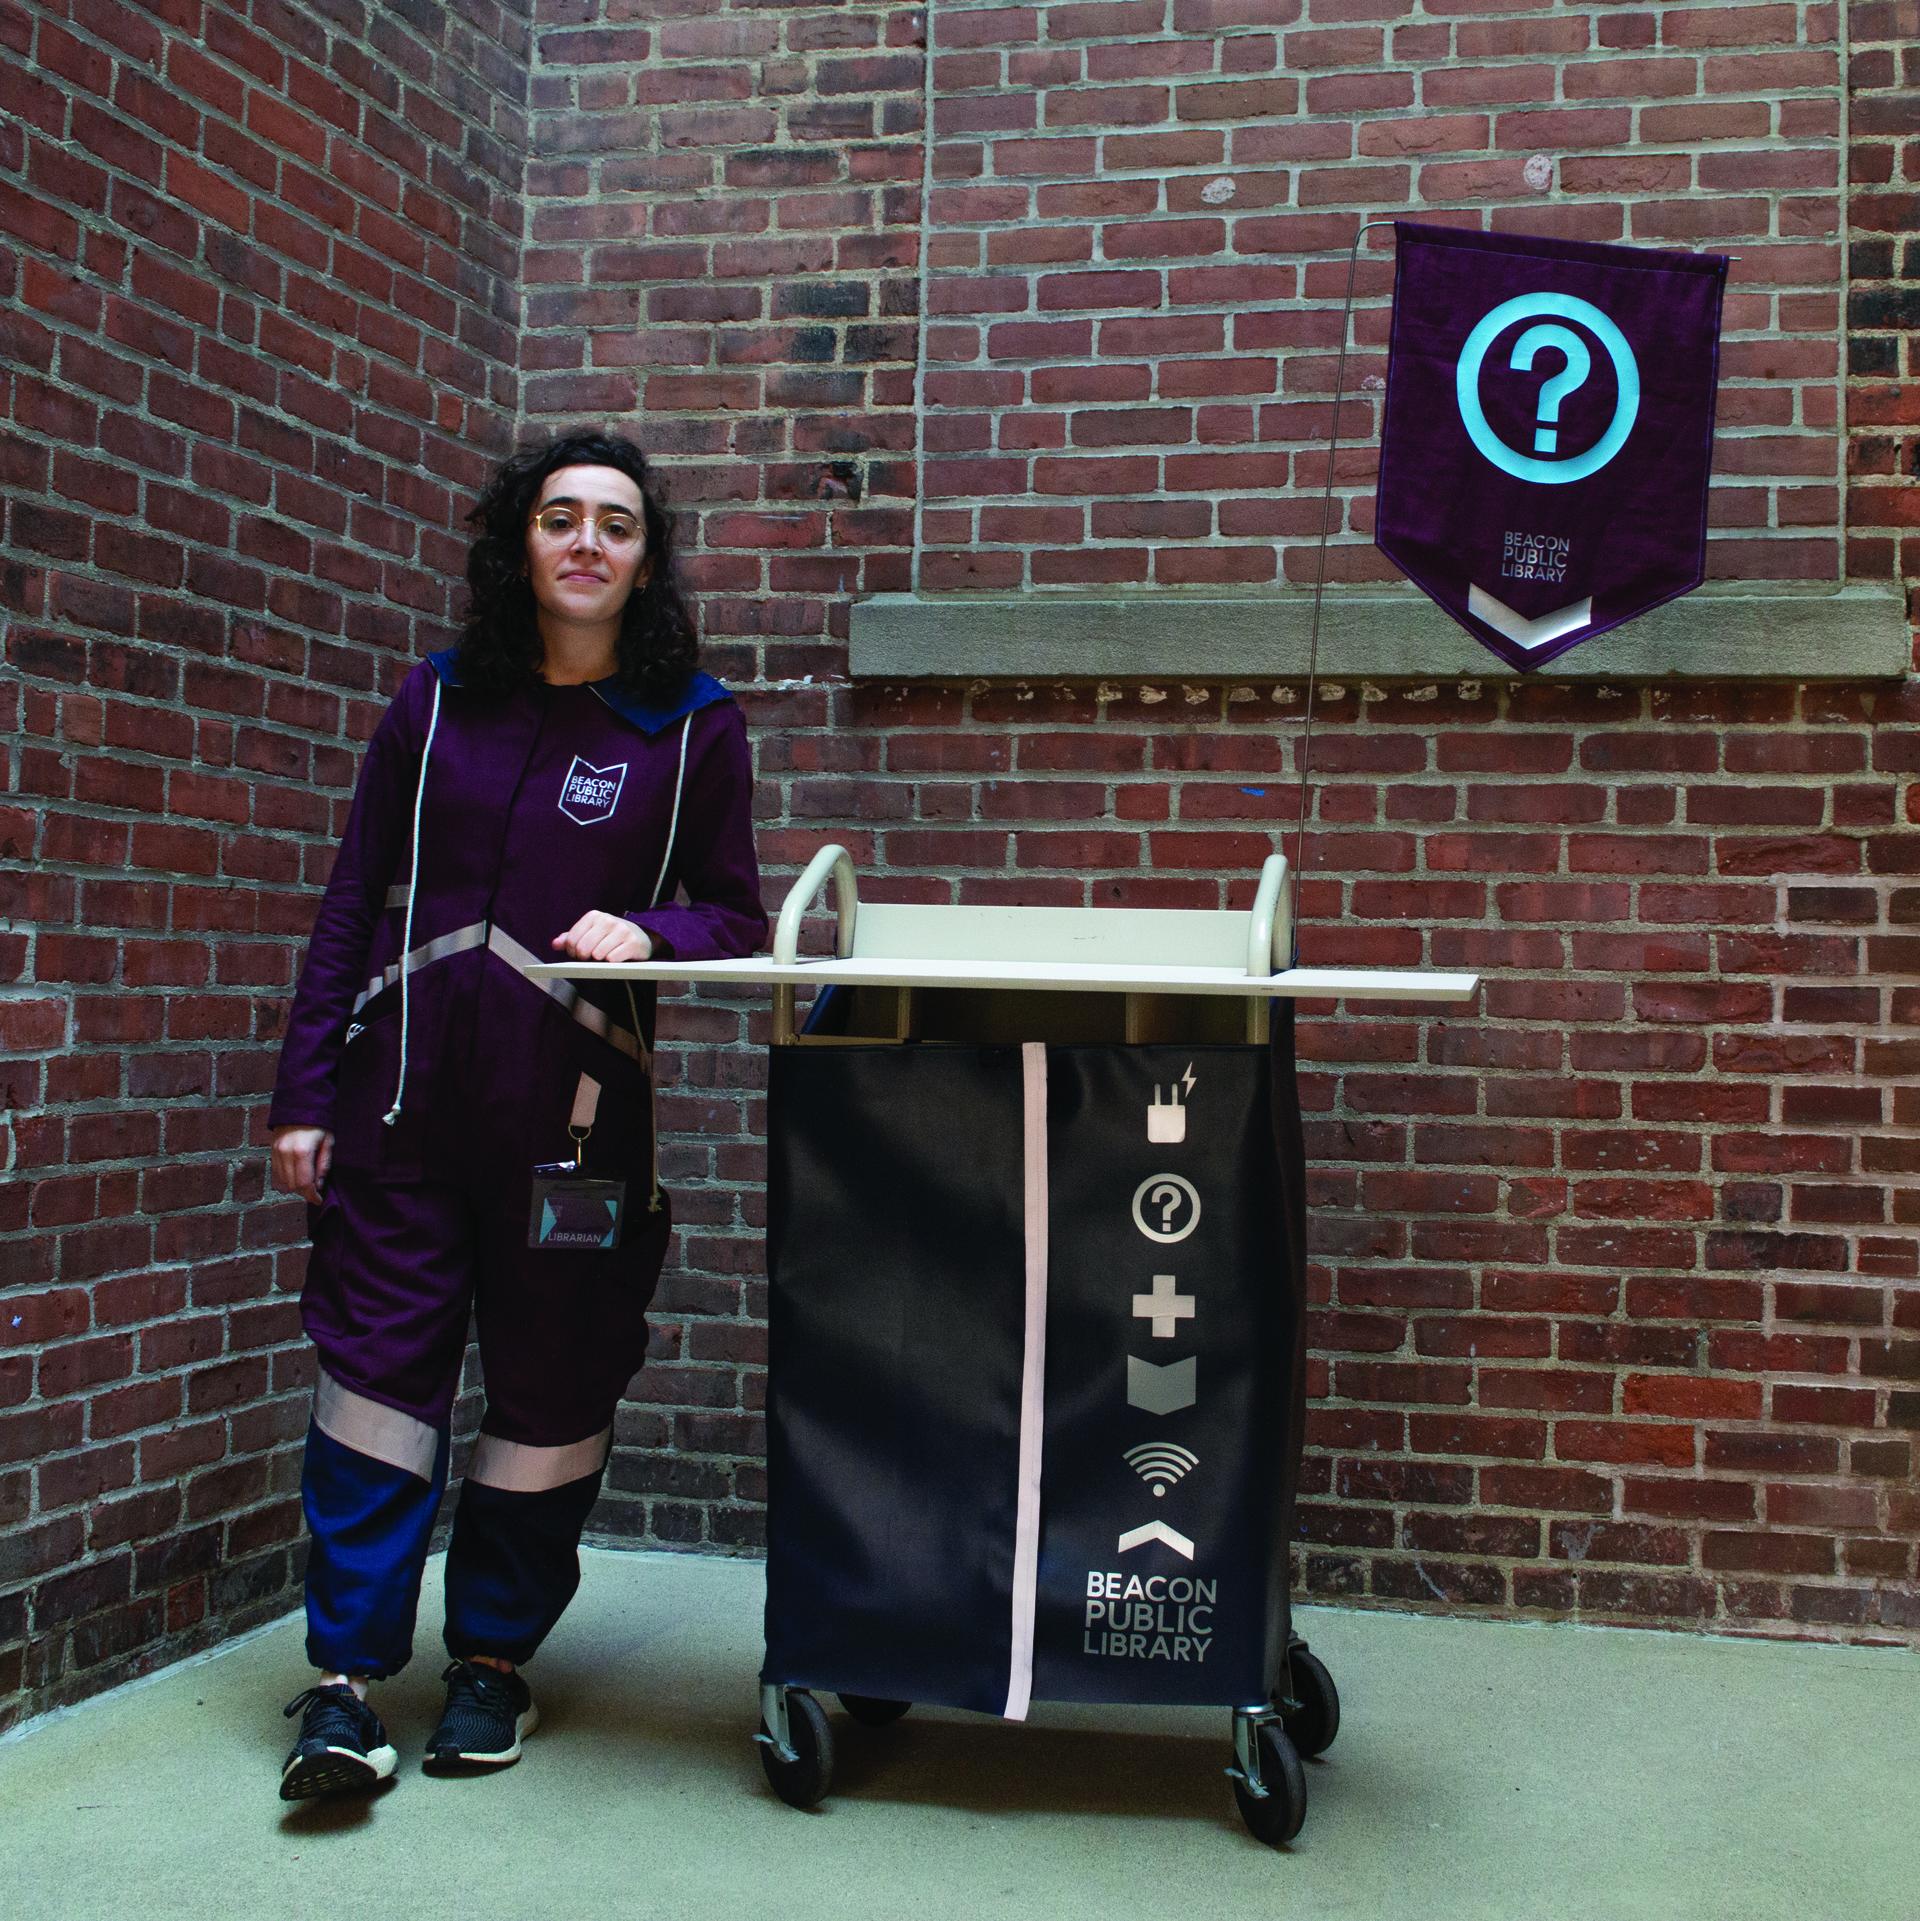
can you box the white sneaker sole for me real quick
[422,1703,538,1771]
[279,1740,399,1801]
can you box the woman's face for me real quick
[523,463,649,625]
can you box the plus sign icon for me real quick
[1133,1274,1196,1340]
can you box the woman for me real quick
[267,429,766,1799]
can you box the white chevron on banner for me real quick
[1467,584,1594,653]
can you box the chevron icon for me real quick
[1117,1520,1195,1560]
[1126,1354,1197,1415]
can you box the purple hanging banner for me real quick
[1374,222,1728,673]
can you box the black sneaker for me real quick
[279,1682,398,1801]
[422,1658,538,1773]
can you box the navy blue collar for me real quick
[426,649,731,737]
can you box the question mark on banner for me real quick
[1509,323,1592,455]
[1132,1172,1201,1244]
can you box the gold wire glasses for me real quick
[528,505,643,549]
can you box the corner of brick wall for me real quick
[0,0,529,1730]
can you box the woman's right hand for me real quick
[271,1126,334,1206]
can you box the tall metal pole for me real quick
[1290,219,1391,957]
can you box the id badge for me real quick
[529,1160,627,1251]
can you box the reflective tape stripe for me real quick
[486,923,647,1067]
[351,920,489,1016]
[1004,1041,1050,1724]
[467,1425,612,1493]
[346,915,650,1060]
[571,990,646,1067]
[486,922,570,1001]
[313,1369,441,1483]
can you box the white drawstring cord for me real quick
[636,715,690,1209]
[383,676,442,1126]
[647,715,691,914]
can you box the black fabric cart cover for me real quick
[764,1015,1308,1718]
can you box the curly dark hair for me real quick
[456,428,698,701]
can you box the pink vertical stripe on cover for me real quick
[1005,1040,1050,1721]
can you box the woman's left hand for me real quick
[552,911,654,963]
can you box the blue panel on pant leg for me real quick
[442,1467,605,1668]
[303,1420,449,1679]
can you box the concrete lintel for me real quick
[849,583,1912,682]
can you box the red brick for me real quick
[1556,1421,1697,1468]
[1622,1476,1757,1523]
[1703,1531,1836,1576]
[1575,1572,1716,1618]
[1481,1465,1612,1514]
[1623,1376,1764,1421]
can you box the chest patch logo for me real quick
[558,757,627,826]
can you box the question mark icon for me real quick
[1454,293,1639,485]
[1509,324,1592,455]
[1132,1173,1200,1243]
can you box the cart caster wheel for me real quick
[837,1693,911,1728]
[758,1689,834,1810]
[1231,1722,1308,1848]
[1282,1643,1340,1759]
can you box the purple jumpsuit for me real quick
[269,650,765,1676]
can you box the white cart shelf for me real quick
[529,846,1478,1041]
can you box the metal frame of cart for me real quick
[535,847,1477,1847]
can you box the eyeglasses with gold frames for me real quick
[528,504,644,549]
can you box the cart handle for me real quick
[772,843,858,963]
[1248,853,1292,978]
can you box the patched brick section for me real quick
[519,0,923,681]
[920,0,1844,591]
[1844,0,1918,599]
[0,0,529,1729]
[521,1,927,1557]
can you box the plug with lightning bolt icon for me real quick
[1147,1063,1196,1144]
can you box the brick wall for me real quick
[0,0,528,1727]
[1846,0,1918,582]
[526,0,1918,1645]
[917,0,1844,591]
[4,0,1916,1731]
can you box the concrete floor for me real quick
[1,1547,1914,1921]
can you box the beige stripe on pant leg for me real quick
[313,1369,441,1482]
[467,1426,613,1493]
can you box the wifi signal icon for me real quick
[1125,1443,1198,1498]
